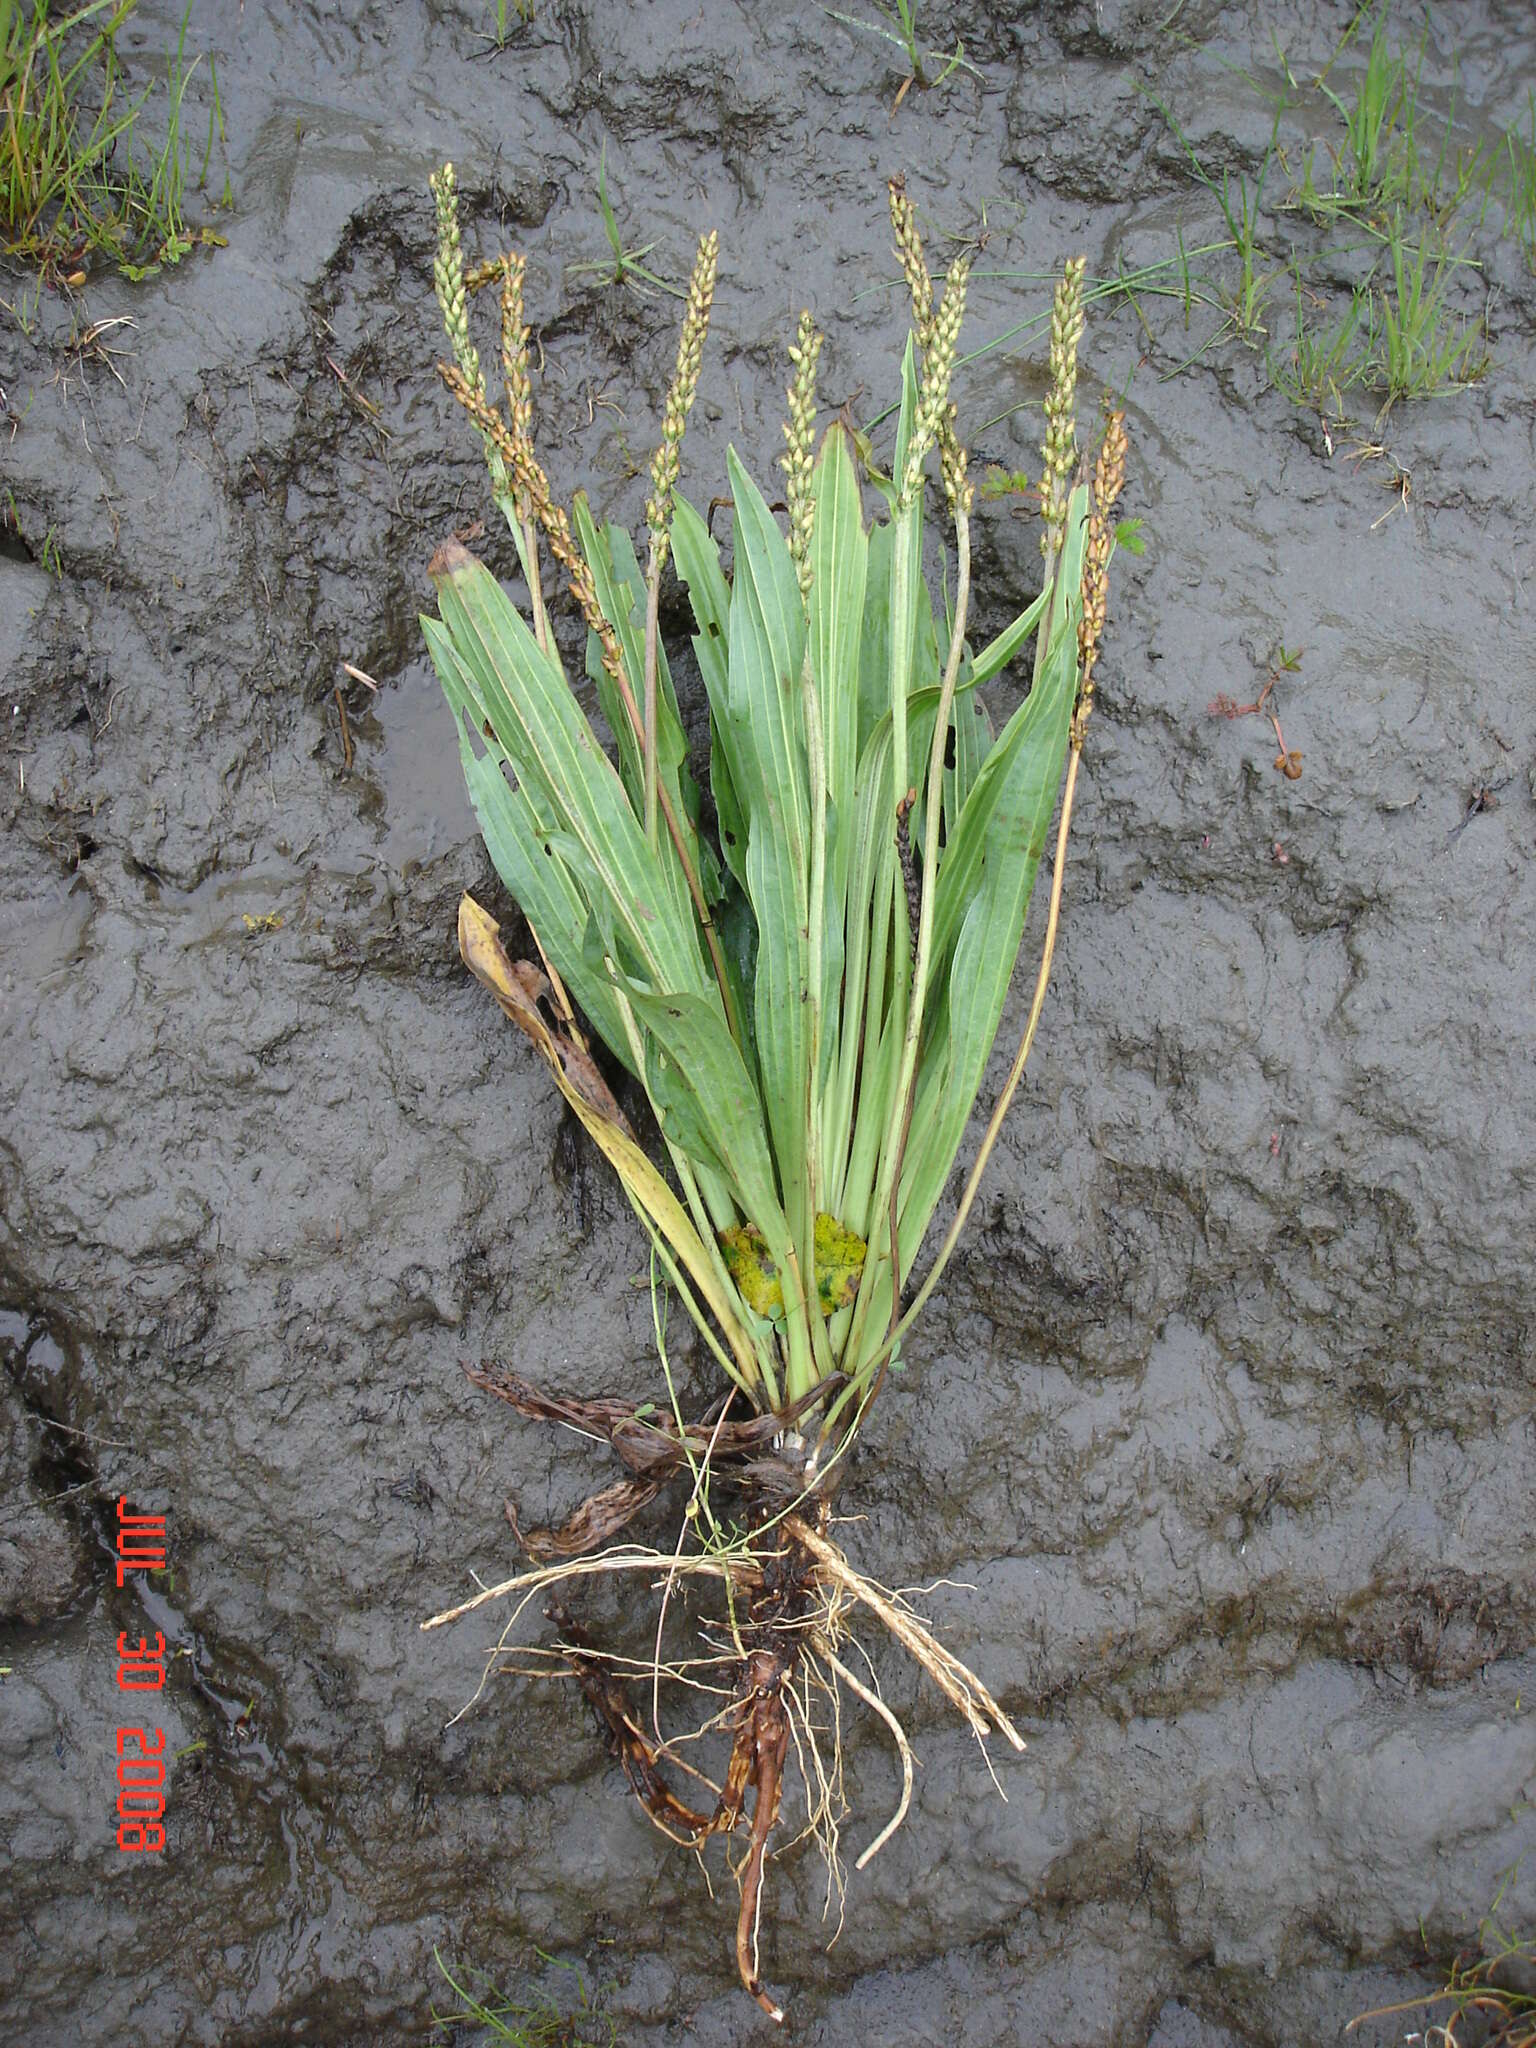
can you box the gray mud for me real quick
[2,0,1534,2042]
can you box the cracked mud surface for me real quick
[2,0,1534,2041]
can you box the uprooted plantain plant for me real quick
[419,166,1129,2022]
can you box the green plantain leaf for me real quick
[425,616,634,1066]
[747,818,810,1233]
[824,714,897,1220]
[670,493,732,709]
[719,451,812,1248]
[572,498,704,933]
[672,492,754,892]
[968,585,1050,691]
[570,498,647,801]
[426,544,711,1009]
[722,448,808,837]
[857,517,893,761]
[946,664,992,835]
[808,423,868,906]
[622,986,785,1239]
[899,482,1092,1256]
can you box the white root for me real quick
[786,1515,1027,1752]
[421,1542,741,1632]
[821,1646,916,1871]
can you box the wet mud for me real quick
[2,0,1534,2041]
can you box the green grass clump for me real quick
[1364,224,1488,399]
[1501,93,1536,271]
[0,0,226,280]
[485,0,534,46]
[1127,3,1507,419]
[422,166,1124,1444]
[1313,0,1419,210]
[1270,225,1488,410]
[431,1949,614,2048]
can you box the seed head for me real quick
[1074,406,1129,749]
[900,251,970,510]
[888,176,934,345]
[429,163,483,400]
[438,361,625,688]
[1040,255,1086,561]
[939,397,973,516]
[781,311,823,598]
[647,229,720,559]
[499,252,534,457]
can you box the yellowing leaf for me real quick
[718,1212,866,1321]
[459,894,763,1393]
[813,1212,866,1313]
[719,1222,781,1316]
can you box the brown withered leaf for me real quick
[458,894,630,1132]
[467,1363,847,1483]
[505,1476,665,1560]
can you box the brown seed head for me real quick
[438,361,624,685]
[1074,406,1130,750]
[499,253,534,457]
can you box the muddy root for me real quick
[439,1364,1022,2024]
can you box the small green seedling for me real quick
[1149,93,1281,342]
[431,1949,614,2048]
[822,1,981,112]
[1502,92,1536,270]
[484,0,534,48]
[565,140,681,298]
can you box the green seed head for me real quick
[782,310,823,598]
[429,162,482,399]
[888,176,934,345]
[900,251,970,510]
[647,229,720,555]
[1040,255,1086,560]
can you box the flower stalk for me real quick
[643,230,719,847]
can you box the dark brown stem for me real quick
[735,1677,789,2025]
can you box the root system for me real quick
[425,1365,1024,2022]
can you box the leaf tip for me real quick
[429,535,477,585]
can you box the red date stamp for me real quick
[113,1497,169,1854]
